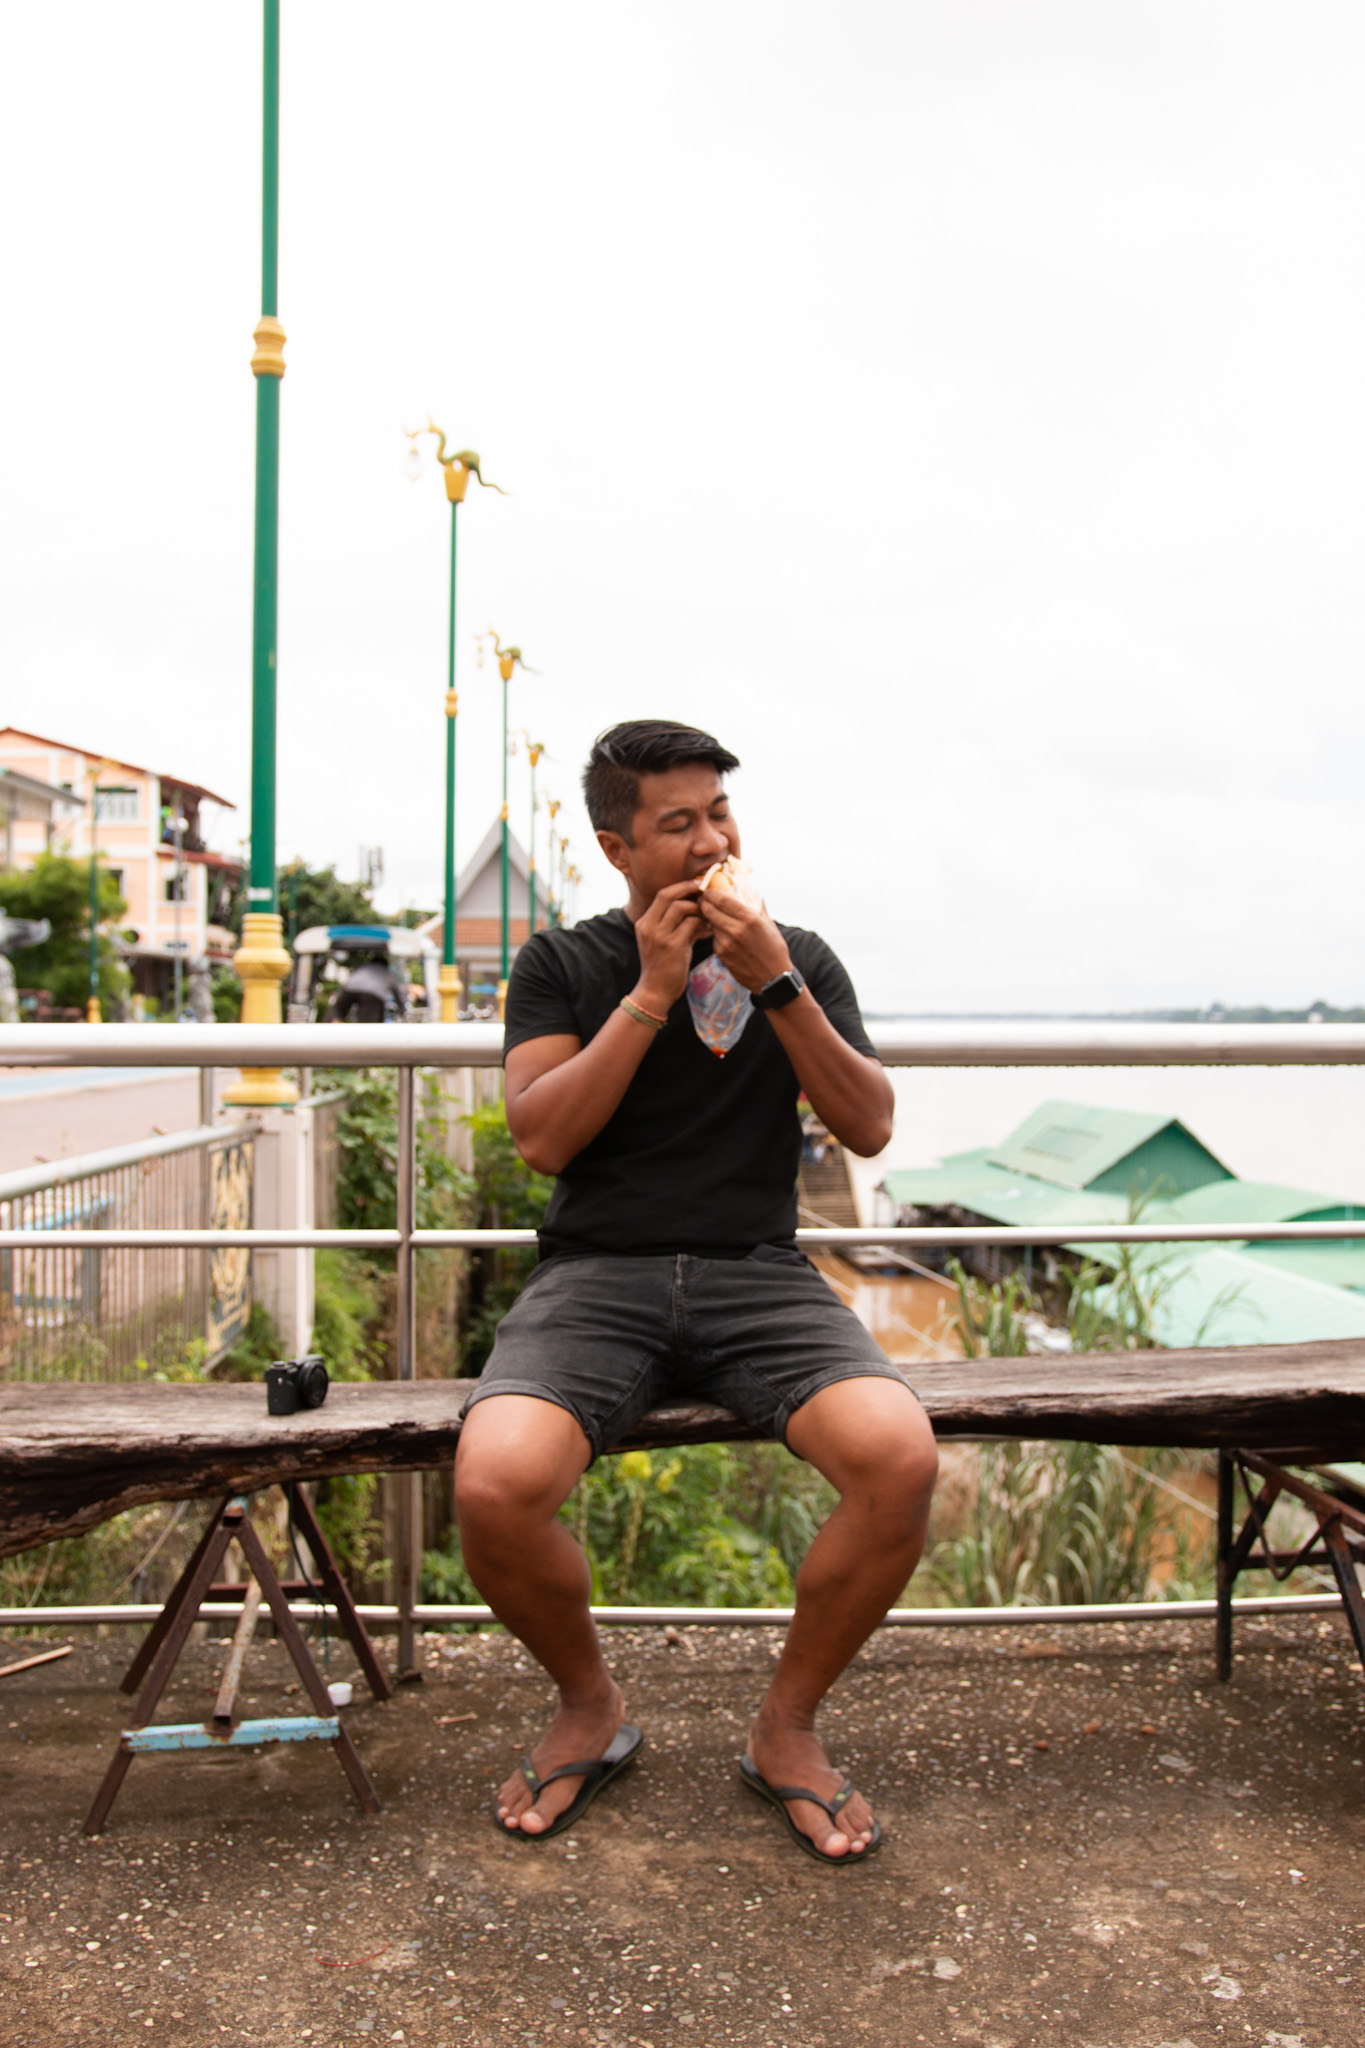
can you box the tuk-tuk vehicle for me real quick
[286,925,440,1024]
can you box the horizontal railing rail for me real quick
[1,1220,1362,1252]
[0,1592,1342,1633]
[6,1019,1365,1068]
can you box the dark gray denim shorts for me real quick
[462,1247,910,1460]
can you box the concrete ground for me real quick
[0,1610,1361,2048]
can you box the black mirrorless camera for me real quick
[265,1354,330,1415]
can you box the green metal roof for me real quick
[879,1159,1127,1230]
[1145,1181,1356,1228]
[987,1099,1230,1195]
[879,1099,1365,1347]
[1113,1249,1365,1350]
[1234,1240,1365,1292]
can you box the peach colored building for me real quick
[0,727,240,1011]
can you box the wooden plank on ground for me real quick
[2,1343,1365,1559]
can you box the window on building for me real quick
[94,786,139,823]
[106,868,125,899]
[164,871,191,903]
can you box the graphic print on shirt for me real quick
[686,953,753,1057]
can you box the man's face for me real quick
[597,762,739,904]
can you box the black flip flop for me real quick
[498,1723,644,1842]
[739,1753,883,1866]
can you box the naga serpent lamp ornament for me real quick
[404,420,507,502]
[478,630,540,683]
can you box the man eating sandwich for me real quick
[454,718,939,1863]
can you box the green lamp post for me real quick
[227,0,295,1106]
[406,427,504,1021]
[481,634,537,1007]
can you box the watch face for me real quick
[756,967,804,1010]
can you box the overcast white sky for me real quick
[3,3,1363,1013]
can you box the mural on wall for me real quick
[207,1139,253,1359]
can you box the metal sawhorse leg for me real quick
[1215,1448,1365,1684]
[84,1483,392,1835]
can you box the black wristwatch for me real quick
[752,966,806,1012]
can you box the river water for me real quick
[849,1045,1365,1207]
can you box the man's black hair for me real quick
[583,720,740,840]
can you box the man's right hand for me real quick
[632,880,705,1012]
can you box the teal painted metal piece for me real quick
[443,501,458,970]
[500,678,510,978]
[248,0,282,909]
[260,0,279,317]
[124,1715,339,1753]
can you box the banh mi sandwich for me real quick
[698,855,762,909]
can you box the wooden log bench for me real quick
[4,1340,1365,1558]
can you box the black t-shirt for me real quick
[503,908,878,1260]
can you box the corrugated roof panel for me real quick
[880,1160,1127,1228]
[1147,1181,1357,1227]
[1238,1239,1365,1291]
[1105,1249,1365,1350]
[987,1100,1228,1193]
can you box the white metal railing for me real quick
[7,1019,1365,1067]
[0,1119,259,1381]
[2,1020,1362,1651]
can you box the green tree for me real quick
[274,861,380,944]
[0,853,129,1013]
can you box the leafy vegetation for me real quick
[423,1440,835,1609]
[323,1067,471,1236]
[0,852,129,1013]
[210,964,242,1021]
[460,1100,554,1372]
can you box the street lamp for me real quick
[226,0,295,1106]
[406,424,505,1022]
[478,633,538,1004]
[544,796,562,925]
[522,736,544,938]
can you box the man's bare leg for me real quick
[748,1376,938,1858]
[455,1396,624,1835]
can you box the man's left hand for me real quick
[697,888,793,993]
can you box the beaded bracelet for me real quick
[620,996,668,1032]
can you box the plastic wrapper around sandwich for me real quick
[686,857,763,1056]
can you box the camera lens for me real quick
[297,1356,330,1408]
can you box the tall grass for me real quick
[930,1255,1213,1607]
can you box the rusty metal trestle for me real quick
[1216,1449,1365,1688]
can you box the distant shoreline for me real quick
[863,1007,1361,1025]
